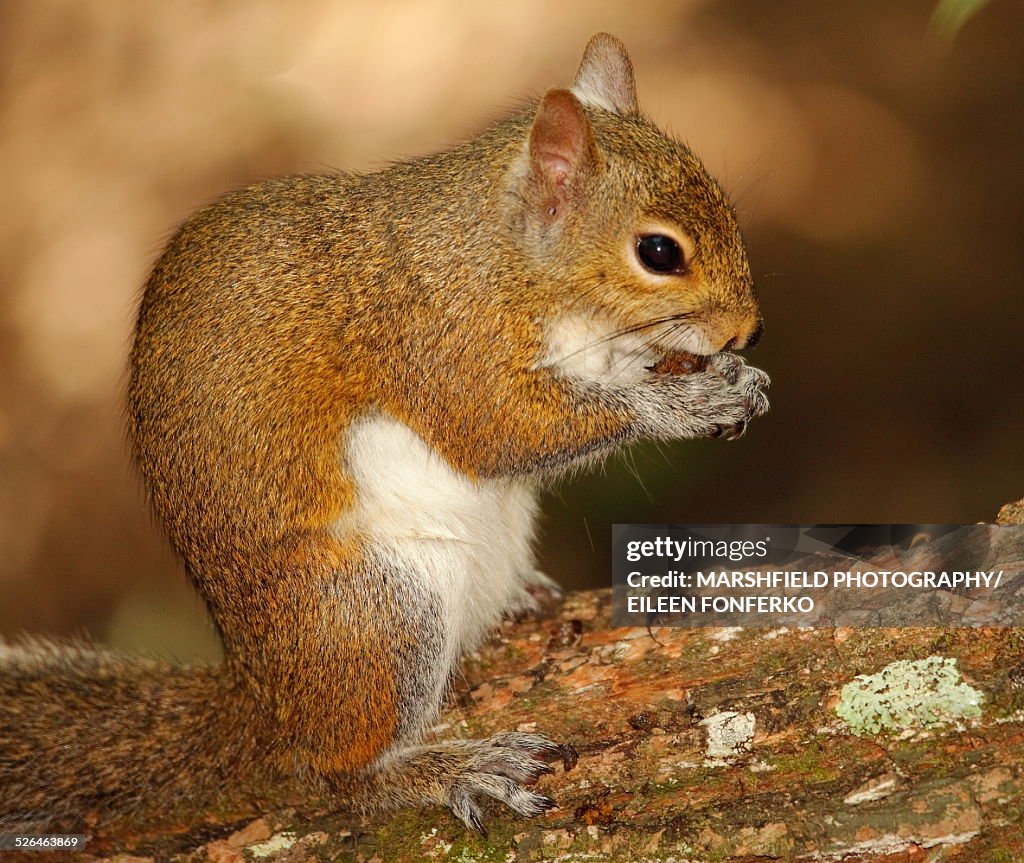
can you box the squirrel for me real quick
[0,34,768,836]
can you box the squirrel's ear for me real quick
[572,33,638,116]
[528,88,596,194]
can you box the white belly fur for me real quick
[341,414,540,670]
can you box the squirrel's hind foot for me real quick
[375,732,576,834]
[504,570,565,621]
[443,732,576,834]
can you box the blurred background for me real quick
[1,0,1021,661]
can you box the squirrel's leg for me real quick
[244,518,571,830]
[236,539,450,779]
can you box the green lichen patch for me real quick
[836,655,984,736]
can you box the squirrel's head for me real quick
[510,34,762,372]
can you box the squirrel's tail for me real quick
[0,637,261,833]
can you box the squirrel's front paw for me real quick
[637,353,770,441]
[704,352,770,440]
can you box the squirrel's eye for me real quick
[636,234,683,274]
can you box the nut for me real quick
[649,350,707,376]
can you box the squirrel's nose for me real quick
[745,319,764,348]
[722,319,763,352]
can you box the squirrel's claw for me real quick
[450,789,488,835]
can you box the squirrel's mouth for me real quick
[634,312,718,375]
